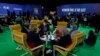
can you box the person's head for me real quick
[48,20,52,25]
[43,20,48,25]
[89,30,94,36]
[29,25,37,32]
[44,16,48,20]
[62,27,69,36]
[34,16,38,19]
[55,29,63,39]
[24,20,29,26]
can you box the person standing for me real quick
[51,15,57,26]
[0,25,3,33]
[39,20,50,35]
[85,30,97,46]
[95,15,100,34]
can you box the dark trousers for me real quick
[83,21,87,27]
[95,27,100,34]
[0,27,3,33]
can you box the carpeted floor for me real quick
[0,25,100,56]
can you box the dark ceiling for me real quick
[0,0,99,5]
[0,0,99,11]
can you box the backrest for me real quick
[12,30,30,49]
[57,21,68,27]
[9,24,21,31]
[66,33,77,51]
[72,32,85,45]
[30,20,43,27]
[30,23,38,27]
[37,20,43,27]
[30,20,39,24]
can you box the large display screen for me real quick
[57,3,100,16]
[0,3,43,16]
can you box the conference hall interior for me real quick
[0,0,100,56]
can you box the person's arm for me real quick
[47,24,50,31]
[24,26,30,32]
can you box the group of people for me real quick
[12,13,97,56]
[0,11,99,56]
[11,14,77,55]
[0,11,100,33]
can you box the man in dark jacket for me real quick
[39,20,50,35]
[27,27,42,47]
[85,30,97,46]
[51,34,72,47]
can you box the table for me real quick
[40,34,56,56]
[40,34,56,47]
[40,34,55,41]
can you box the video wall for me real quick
[0,3,43,16]
[57,3,100,16]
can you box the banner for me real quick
[57,3,100,16]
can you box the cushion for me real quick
[55,29,63,37]
[27,41,35,48]
[65,43,72,48]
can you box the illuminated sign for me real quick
[13,8,22,10]
[3,6,10,9]
[62,8,86,12]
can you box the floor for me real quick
[0,25,100,56]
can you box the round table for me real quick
[40,34,55,56]
[40,34,55,41]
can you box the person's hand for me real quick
[55,39,58,41]
[54,37,60,41]
[25,27,30,32]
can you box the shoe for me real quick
[16,46,22,50]
[46,49,52,54]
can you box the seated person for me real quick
[49,24,54,33]
[27,26,43,48]
[70,23,78,30]
[85,30,97,46]
[59,27,69,36]
[52,31,72,47]
[53,27,69,37]
[15,16,24,27]
[53,29,63,38]
[69,24,80,38]
[21,20,30,34]
[39,20,50,35]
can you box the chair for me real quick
[9,24,21,31]
[12,30,44,56]
[37,20,43,27]
[30,23,38,27]
[30,20,39,24]
[53,33,78,56]
[56,21,68,28]
[73,32,85,45]
[9,24,22,43]
[30,20,43,27]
